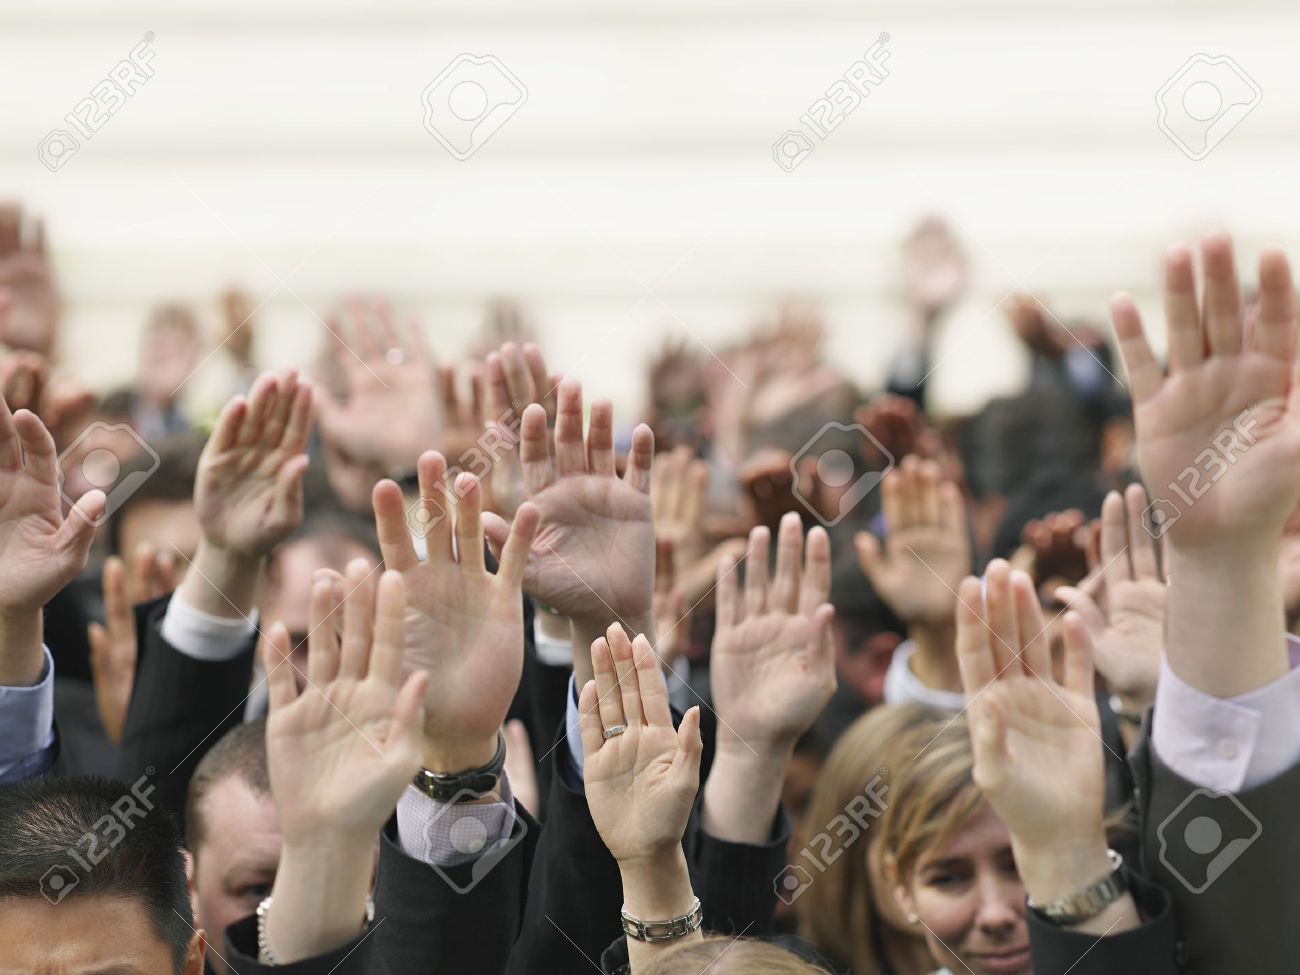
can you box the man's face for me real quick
[119,500,202,573]
[0,894,204,975]
[191,775,280,975]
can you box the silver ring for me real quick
[602,725,626,739]
[385,347,406,365]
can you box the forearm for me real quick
[266,837,375,963]
[1166,542,1289,697]
[618,850,702,972]
[1013,834,1140,938]
[906,618,960,692]
[175,540,262,620]
[701,743,789,845]
[0,609,43,686]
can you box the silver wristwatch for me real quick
[620,897,704,943]
[1027,849,1128,926]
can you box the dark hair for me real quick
[185,718,269,855]
[106,432,206,556]
[0,775,193,974]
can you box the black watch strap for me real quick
[411,730,506,803]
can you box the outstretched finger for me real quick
[553,380,586,476]
[770,511,803,614]
[633,633,671,727]
[519,404,555,495]
[263,623,299,713]
[587,400,616,477]
[452,473,485,570]
[608,624,643,726]
[1200,232,1243,357]
[799,525,832,615]
[306,575,343,687]
[13,409,57,484]
[1124,484,1160,580]
[954,575,996,697]
[371,479,419,572]
[577,679,605,758]
[1110,294,1161,403]
[370,570,408,687]
[743,525,770,617]
[1254,248,1296,363]
[337,559,376,680]
[1061,611,1096,699]
[1162,245,1204,373]
[622,424,655,494]
[591,635,625,733]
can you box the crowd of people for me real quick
[0,204,1294,974]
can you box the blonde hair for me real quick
[640,936,825,974]
[876,715,983,885]
[795,704,955,975]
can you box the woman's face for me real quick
[895,803,1031,975]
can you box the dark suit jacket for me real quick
[222,803,539,974]
[116,594,258,831]
[508,717,791,972]
[1132,712,1300,974]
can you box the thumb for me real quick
[854,531,884,582]
[673,706,703,783]
[481,510,511,560]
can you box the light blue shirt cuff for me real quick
[0,645,58,784]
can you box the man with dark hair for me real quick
[0,774,205,975]
[184,719,277,975]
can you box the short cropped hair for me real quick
[0,774,193,974]
[185,718,270,855]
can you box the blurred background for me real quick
[2,0,1299,417]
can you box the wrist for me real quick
[266,838,374,963]
[0,609,43,686]
[702,740,789,845]
[907,618,961,691]
[421,732,499,776]
[1011,832,1113,905]
[178,541,263,619]
[618,847,695,920]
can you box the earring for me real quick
[907,912,920,925]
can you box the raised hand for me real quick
[316,297,441,472]
[712,512,836,750]
[0,396,102,685]
[1055,485,1165,712]
[1112,235,1300,548]
[1111,233,1297,695]
[87,545,176,744]
[902,216,967,317]
[195,370,312,558]
[704,512,835,844]
[481,379,656,688]
[854,457,969,624]
[261,563,428,962]
[651,445,709,569]
[580,624,702,864]
[0,206,58,356]
[371,455,539,773]
[481,340,557,519]
[954,561,1136,929]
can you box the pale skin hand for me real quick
[482,340,558,520]
[1055,484,1166,712]
[371,456,539,773]
[954,561,1139,936]
[262,564,428,963]
[705,511,836,844]
[1111,234,1297,696]
[87,546,176,744]
[179,370,313,620]
[481,380,657,691]
[0,397,103,686]
[316,297,441,472]
[0,207,58,356]
[579,625,703,971]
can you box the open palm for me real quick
[0,402,101,611]
[580,626,702,863]
[264,565,428,843]
[483,381,656,628]
[711,512,836,749]
[1113,236,1300,548]
[955,562,1105,848]
[371,452,539,757]
[195,370,312,557]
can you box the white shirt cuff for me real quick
[565,674,586,779]
[1153,635,1300,792]
[395,772,516,867]
[883,639,965,710]
[0,646,57,782]
[533,615,573,668]
[161,597,258,662]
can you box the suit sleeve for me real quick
[372,804,538,975]
[115,594,257,830]
[1132,719,1300,974]
[1026,870,1179,975]
[687,800,790,936]
[224,914,374,974]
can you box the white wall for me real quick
[2,0,1299,418]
